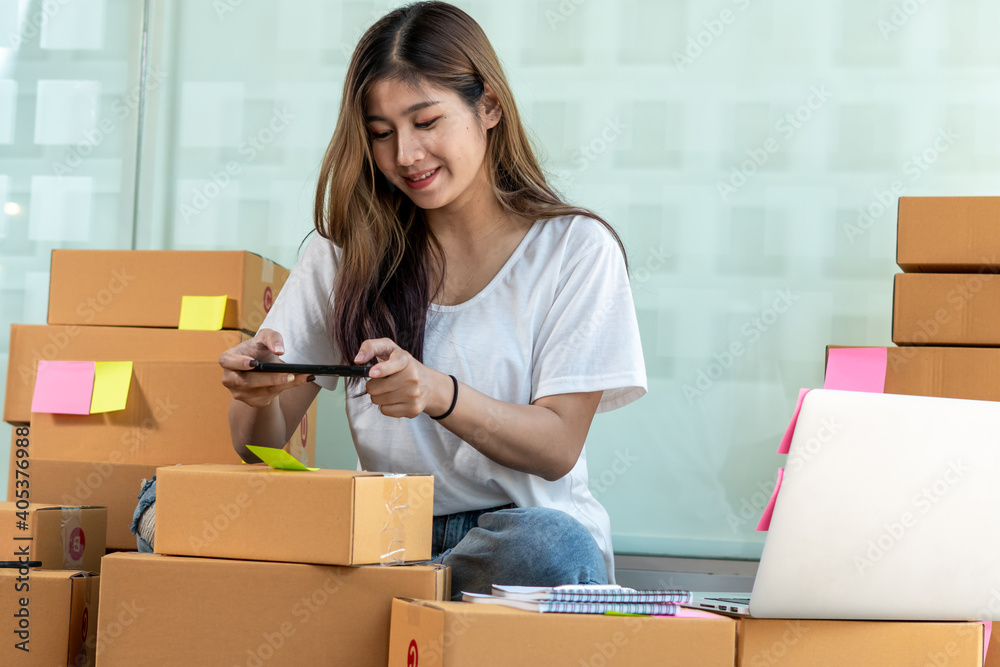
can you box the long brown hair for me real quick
[314,1,627,390]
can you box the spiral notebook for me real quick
[462,584,691,615]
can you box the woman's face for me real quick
[365,77,500,211]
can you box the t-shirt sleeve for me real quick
[257,233,343,392]
[530,222,648,413]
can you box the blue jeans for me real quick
[131,477,609,599]
[430,505,609,600]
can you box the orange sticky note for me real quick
[178,295,227,330]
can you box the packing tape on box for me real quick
[261,259,275,283]
[61,507,84,569]
[381,473,407,566]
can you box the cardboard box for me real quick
[28,361,316,466]
[4,324,248,423]
[29,361,242,465]
[737,618,983,667]
[826,346,1000,402]
[0,503,106,573]
[898,196,1000,272]
[47,249,288,333]
[8,456,160,550]
[8,405,314,550]
[96,552,448,667]
[388,598,737,666]
[154,464,433,565]
[0,569,99,667]
[893,273,1000,345]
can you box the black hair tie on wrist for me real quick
[430,375,458,420]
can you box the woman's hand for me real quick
[220,328,312,408]
[356,338,452,419]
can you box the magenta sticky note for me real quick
[756,468,784,532]
[824,347,887,393]
[777,389,810,455]
[31,360,95,415]
[983,621,992,663]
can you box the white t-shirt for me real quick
[259,214,647,579]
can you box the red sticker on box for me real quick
[408,640,418,667]
[263,286,273,312]
[68,527,85,561]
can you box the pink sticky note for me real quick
[824,347,887,393]
[756,468,784,532]
[31,360,95,415]
[984,621,992,663]
[777,389,810,455]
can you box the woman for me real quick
[136,1,646,595]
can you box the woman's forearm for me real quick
[429,374,586,482]
[229,397,288,462]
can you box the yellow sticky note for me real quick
[247,445,318,471]
[178,295,228,330]
[90,361,133,413]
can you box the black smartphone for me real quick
[249,361,372,378]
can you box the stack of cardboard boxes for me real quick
[4,249,316,551]
[0,502,105,665]
[96,463,448,665]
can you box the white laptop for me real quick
[689,389,1000,620]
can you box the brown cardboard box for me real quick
[16,458,160,550]
[4,324,248,423]
[826,346,1000,402]
[47,249,288,333]
[7,407,313,550]
[737,618,983,667]
[388,598,737,666]
[1,569,99,667]
[27,361,317,466]
[29,361,241,465]
[96,552,448,667]
[0,503,107,573]
[892,273,1000,345]
[897,196,1000,272]
[153,464,433,565]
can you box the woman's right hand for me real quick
[219,328,313,407]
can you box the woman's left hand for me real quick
[355,338,450,419]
